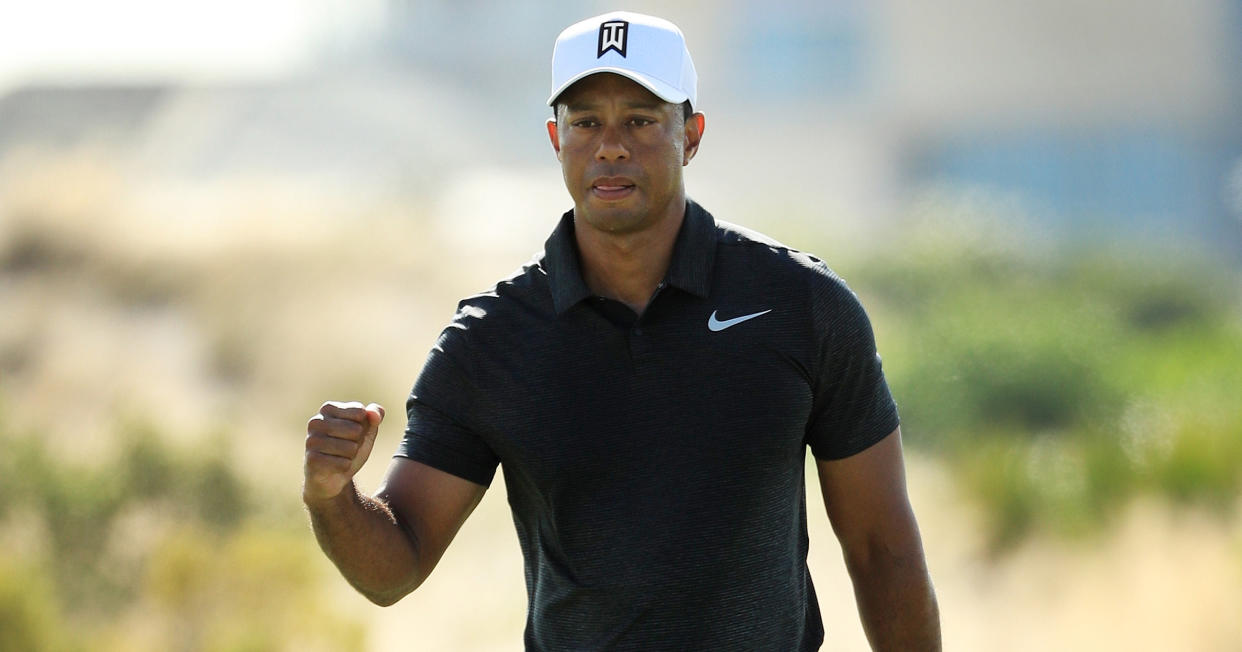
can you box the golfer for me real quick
[304,11,940,651]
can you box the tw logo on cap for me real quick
[597,20,628,58]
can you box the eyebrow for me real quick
[564,99,665,113]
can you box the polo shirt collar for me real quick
[664,199,716,299]
[545,210,593,315]
[544,199,718,316]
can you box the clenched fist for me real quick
[304,401,385,504]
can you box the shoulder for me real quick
[713,218,858,307]
[707,217,877,358]
[435,252,553,353]
[454,249,552,315]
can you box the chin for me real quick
[585,214,644,235]
[577,201,648,234]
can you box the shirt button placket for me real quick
[630,320,652,359]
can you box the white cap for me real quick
[548,12,698,109]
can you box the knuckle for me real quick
[305,449,347,472]
[320,400,369,423]
[323,418,363,441]
[305,438,358,464]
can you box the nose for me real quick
[595,125,629,162]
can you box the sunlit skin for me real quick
[546,73,705,313]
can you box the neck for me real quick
[574,200,686,315]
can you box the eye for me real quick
[628,117,654,127]
[571,119,600,128]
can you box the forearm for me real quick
[305,482,423,605]
[846,540,941,652]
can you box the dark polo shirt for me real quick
[397,200,899,651]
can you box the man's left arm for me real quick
[815,426,941,651]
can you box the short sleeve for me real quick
[804,271,900,460]
[395,323,500,487]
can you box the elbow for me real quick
[365,591,403,608]
[360,583,415,607]
[353,574,423,607]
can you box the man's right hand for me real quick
[304,401,385,504]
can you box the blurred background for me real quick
[1,1,1240,650]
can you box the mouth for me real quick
[590,177,636,202]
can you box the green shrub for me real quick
[0,559,73,652]
[848,226,1242,549]
[0,419,364,651]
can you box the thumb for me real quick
[348,403,385,478]
[364,403,386,427]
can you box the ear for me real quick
[682,112,705,165]
[546,118,562,161]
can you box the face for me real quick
[547,73,703,236]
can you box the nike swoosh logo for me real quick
[708,309,772,332]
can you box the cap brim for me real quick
[547,67,690,107]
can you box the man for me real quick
[304,11,940,651]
